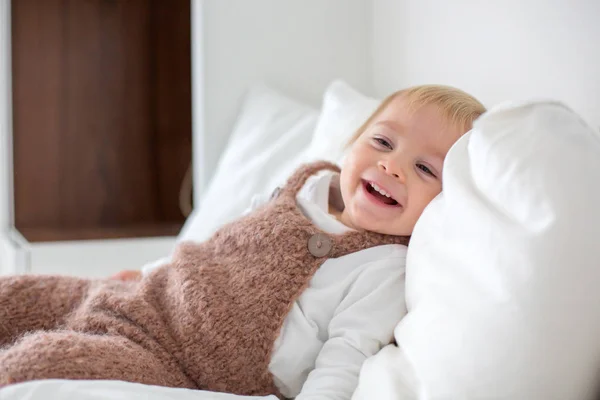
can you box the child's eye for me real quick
[417,163,437,178]
[373,137,392,149]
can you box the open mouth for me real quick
[364,181,400,206]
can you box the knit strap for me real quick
[279,160,410,258]
[328,229,410,258]
[282,161,341,197]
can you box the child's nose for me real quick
[378,160,405,182]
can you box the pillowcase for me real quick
[353,101,600,399]
[304,80,380,165]
[178,84,318,244]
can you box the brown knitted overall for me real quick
[0,161,409,397]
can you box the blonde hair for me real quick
[348,84,486,144]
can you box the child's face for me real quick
[339,95,465,236]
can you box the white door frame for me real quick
[0,1,204,275]
[0,0,29,275]
[0,1,207,274]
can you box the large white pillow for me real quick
[304,80,380,165]
[178,84,318,243]
[353,101,600,399]
[179,80,379,244]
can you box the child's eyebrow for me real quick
[423,147,446,166]
[375,120,404,133]
[430,147,446,160]
[376,120,448,161]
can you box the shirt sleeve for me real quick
[295,256,407,400]
[350,344,419,400]
[243,173,325,216]
[242,192,271,215]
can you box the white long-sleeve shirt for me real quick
[143,171,408,399]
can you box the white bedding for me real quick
[0,380,277,400]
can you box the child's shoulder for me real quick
[296,169,338,208]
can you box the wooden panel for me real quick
[12,0,191,242]
[152,0,193,221]
[60,0,157,228]
[12,0,63,229]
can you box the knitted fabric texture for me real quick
[0,161,409,397]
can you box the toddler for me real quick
[0,85,485,399]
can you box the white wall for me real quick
[192,0,373,200]
[194,0,600,202]
[372,0,600,129]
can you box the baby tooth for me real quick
[370,182,393,198]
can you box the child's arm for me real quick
[295,256,407,400]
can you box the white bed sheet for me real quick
[0,380,277,400]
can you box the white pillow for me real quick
[304,80,380,165]
[178,84,318,243]
[353,101,600,399]
[178,80,378,244]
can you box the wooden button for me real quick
[308,233,332,257]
